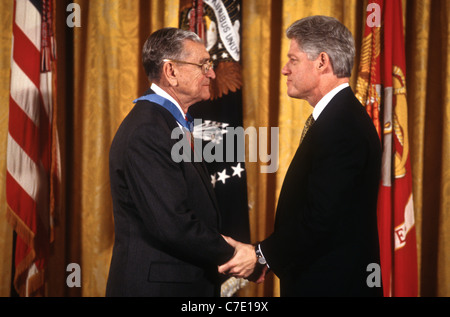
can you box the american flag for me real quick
[6,0,60,297]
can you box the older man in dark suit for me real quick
[219,16,383,297]
[106,28,234,297]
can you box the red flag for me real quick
[356,0,418,296]
[6,0,60,297]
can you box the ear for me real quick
[162,61,178,86]
[317,52,331,72]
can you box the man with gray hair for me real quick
[219,16,383,296]
[106,28,235,296]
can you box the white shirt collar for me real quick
[312,83,349,120]
[150,83,186,118]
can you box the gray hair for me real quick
[142,27,202,82]
[286,16,355,78]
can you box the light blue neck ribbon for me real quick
[133,94,193,131]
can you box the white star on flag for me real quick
[231,163,244,178]
[217,169,230,184]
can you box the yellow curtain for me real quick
[0,0,449,297]
[405,0,450,297]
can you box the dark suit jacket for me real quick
[260,87,383,296]
[106,90,234,297]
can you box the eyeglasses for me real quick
[163,58,214,75]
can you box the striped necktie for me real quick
[300,114,315,144]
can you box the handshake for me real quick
[218,236,269,284]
